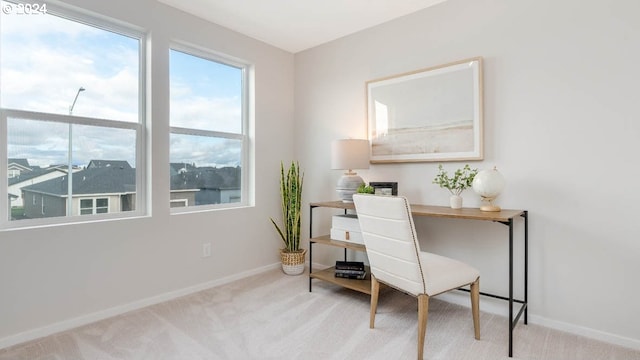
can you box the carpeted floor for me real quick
[1,268,639,360]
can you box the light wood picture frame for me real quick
[366,57,483,163]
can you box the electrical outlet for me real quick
[202,243,211,258]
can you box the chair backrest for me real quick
[353,194,426,296]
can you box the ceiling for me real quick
[156,0,448,53]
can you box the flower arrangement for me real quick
[432,164,478,196]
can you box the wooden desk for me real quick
[308,200,528,357]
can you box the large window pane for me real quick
[0,1,139,122]
[170,50,242,133]
[170,134,242,206]
[1,2,144,226]
[169,47,247,210]
[7,116,137,221]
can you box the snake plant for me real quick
[271,161,304,252]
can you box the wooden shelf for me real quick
[310,266,371,295]
[310,200,525,222]
[310,235,366,252]
[310,200,355,210]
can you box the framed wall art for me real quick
[369,182,398,196]
[366,57,483,163]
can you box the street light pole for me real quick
[67,87,85,216]
[69,87,85,115]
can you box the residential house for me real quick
[7,158,33,178]
[8,168,67,209]
[21,165,136,218]
[170,165,241,206]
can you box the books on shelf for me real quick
[335,272,367,280]
[335,261,364,270]
[334,261,366,280]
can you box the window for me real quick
[169,46,249,211]
[80,199,93,215]
[170,199,188,208]
[1,0,145,226]
[96,198,108,214]
[80,198,109,215]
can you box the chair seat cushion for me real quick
[419,252,480,296]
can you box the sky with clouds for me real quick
[1,1,243,169]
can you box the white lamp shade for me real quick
[331,139,370,170]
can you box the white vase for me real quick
[449,195,463,209]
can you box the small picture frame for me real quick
[369,182,398,196]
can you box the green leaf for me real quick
[271,161,304,252]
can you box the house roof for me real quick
[19,161,239,196]
[8,168,64,186]
[22,166,136,197]
[8,158,33,173]
[8,158,30,168]
[171,166,241,190]
[169,162,198,177]
[87,160,132,170]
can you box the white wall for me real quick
[0,0,294,347]
[295,0,640,349]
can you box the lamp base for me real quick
[479,196,501,212]
[336,173,364,202]
[479,204,502,212]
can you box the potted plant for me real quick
[271,161,306,275]
[356,183,375,194]
[432,164,478,209]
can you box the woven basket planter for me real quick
[280,249,307,275]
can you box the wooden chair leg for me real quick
[370,275,380,328]
[417,294,429,360]
[470,278,480,340]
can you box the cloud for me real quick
[2,5,244,169]
[170,94,242,133]
[170,134,241,168]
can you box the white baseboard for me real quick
[0,262,281,350]
[312,265,640,352]
[527,314,640,351]
[437,292,640,351]
[6,263,637,353]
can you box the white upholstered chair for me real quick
[352,194,480,360]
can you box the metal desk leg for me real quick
[524,211,529,324]
[509,218,514,357]
[309,242,313,292]
[309,205,315,292]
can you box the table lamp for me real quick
[331,139,370,202]
[472,166,506,211]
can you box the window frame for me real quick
[80,199,94,215]
[0,1,147,229]
[95,198,109,214]
[169,42,251,214]
[79,197,109,215]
